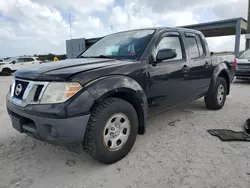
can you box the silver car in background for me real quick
[235,49,250,79]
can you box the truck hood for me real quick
[0,61,10,64]
[14,58,132,81]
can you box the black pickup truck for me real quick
[6,28,236,164]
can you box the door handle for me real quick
[204,62,209,68]
[181,65,189,73]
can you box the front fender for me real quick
[85,75,148,117]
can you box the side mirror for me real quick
[210,52,214,56]
[12,61,16,64]
[156,49,177,62]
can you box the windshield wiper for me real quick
[79,55,116,59]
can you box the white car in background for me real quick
[0,56,42,76]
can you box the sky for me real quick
[0,0,248,57]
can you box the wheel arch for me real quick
[218,70,230,95]
[2,67,12,75]
[86,76,148,135]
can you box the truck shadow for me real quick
[0,73,13,76]
[233,79,250,85]
[1,99,206,161]
[0,133,104,187]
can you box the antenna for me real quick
[110,25,113,33]
[69,11,73,59]
[127,12,131,28]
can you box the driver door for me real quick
[147,32,191,114]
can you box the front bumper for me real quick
[235,69,250,77]
[7,100,90,148]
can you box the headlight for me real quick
[40,82,82,104]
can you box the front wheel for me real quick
[205,77,227,110]
[2,68,11,76]
[83,98,138,164]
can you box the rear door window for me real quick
[195,35,205,57]
[185,36,199,59]
[24,58,34,62]
[16,58,25,63]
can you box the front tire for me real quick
[205,77,227,110]
[2,68,11,76]
[83,98,138,164]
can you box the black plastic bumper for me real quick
[7,100,90,148]
[235,70,250,77]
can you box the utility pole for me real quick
[246,0,250,49]
[69,11,73,59]
[110,25,114,33]
[69,12,72,40]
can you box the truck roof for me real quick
[19,56,38,58]
[105,27,203,38]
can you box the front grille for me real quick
[13,80,29,100]
[238,64,250,69]
[33,85,44,102]
[10,78,49,107]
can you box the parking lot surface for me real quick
[0,76,250,188]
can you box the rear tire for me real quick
[205,77,227,110]
[2,68,11,76]
[244,119,250,134]
[83,98,138,164]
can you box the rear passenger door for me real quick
[11,58,25,71]
[185,33,212,98]
[23,58,37,67]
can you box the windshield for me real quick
[239,49,250,59]
[5,57,16,62]
[80,29,155,60]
